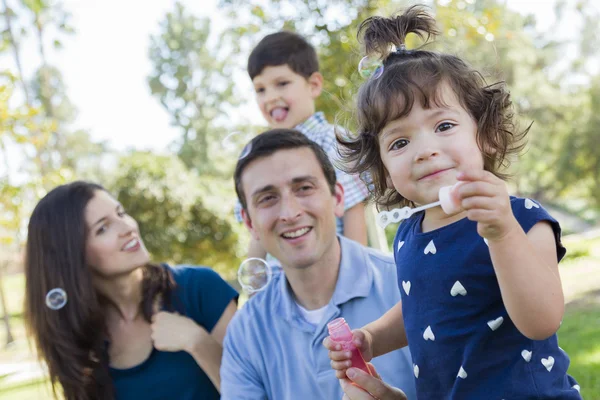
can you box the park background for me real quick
[1,0,599,398]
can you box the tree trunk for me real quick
[0,263,15,347]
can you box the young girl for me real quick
[24,181,237,400]
[324,6,581,399]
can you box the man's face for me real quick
[252,65,322,129]
[241,147,344,270]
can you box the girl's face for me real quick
[378,82,484,206]
[84,190,150,278]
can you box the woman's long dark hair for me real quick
[24,181,175,400]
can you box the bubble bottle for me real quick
[327,317,373,376]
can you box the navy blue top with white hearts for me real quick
[393,196,581,399]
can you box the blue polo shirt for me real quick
[111,265,238,400]
[220,236,417,400]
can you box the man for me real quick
[220,129,416,399]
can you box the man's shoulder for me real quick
[228,273,283,332]
[342,237,396,271]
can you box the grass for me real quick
[559,299,600,399]
[0,377,54,400]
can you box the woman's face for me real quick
[84,190,150,278]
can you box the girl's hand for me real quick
[151,311,206,353]
[323,328,374,379]
[340,364,407,400]
[455,170,520,241]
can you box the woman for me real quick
[24,181,237,400]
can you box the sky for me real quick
[9,0,582,153]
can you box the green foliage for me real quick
[110,151,242,276]
[559,305,600,399]
[148,2,242,177]
[0,0,106,250]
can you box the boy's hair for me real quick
[339,5,528,209]
[247,31,320,80]
[234,129,337,211]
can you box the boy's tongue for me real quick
[271,107,288,122]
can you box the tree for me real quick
[1,0,105,187]
[148,1,244,177]
[1,0,106,343]
[111,151,242,277]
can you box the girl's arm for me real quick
[456,170,564,340]
[489,221,564,340]
[363,301,408,358]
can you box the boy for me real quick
[236,31,369,259]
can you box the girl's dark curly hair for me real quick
[339,5,528,209]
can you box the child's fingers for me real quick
[352,329,367,348]
[456,169,492,182]
[329,349,353,361]
[455,181,496,200]
[336,369,350,379]
[323,336,342,351]
[461,196,497,211]
[331,358,353,370]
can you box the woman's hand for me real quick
[151,311,207,353]
[340,364,407,400]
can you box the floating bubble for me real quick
[239,141,252,160]
[222,131,253,154]
[237,258,272,294]
[45,288,67,310]
[358,56,384,79]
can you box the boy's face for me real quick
[252,65,323,129]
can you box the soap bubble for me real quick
[358,56,384,79]
[221,131,253,157]
[46,288,68,310]
[238,141,252,160]
[237,258,272,294]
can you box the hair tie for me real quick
[394,44,413,55]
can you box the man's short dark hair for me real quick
[247,31,319,80]
[234,129,337,211]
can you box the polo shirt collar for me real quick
[276,236,373,324]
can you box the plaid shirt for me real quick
[234,112,369,235]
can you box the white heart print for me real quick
[521,350,532,362]
[487,316,504,331]
[457,366,467,379]
[450,281,467,297]
[402,281,411,296]
[525,198,540,209]
[413,364,419,378]
[541,356,555,372]
[423,326,435,341]
[397,241,405,252]
[424,240,436,255]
